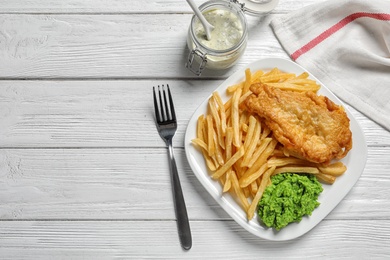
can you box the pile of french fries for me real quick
[192,68,347,220]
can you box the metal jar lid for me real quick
[233,0,279,15]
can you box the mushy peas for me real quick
[258,173,323,230]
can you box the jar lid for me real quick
[236,0,279,15]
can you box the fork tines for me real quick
[153,84,176,123]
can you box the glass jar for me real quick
[186,0,279,76]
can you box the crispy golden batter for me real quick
[245,83,352,164]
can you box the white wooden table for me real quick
[1,0,389,258]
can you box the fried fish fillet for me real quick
[245,83,352,164]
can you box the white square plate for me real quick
[184,57,367,241]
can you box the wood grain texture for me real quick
[0,0,323,13]
[0,80,389,148]
[0,147,389,220]
[0,14,285,78]
[0,220,389,259]
[0,0,389,258]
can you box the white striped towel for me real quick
[271,0,390,131]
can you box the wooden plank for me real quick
[0,147,389,220]
[0,0,387,258]
[0,220,388,258]
[0,13,286,78]
[0,0,323,14]
[0,80,217,148]
[1,80,389,148]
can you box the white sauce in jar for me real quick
[186,2,248,74]
[194,8,243,50]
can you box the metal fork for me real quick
[153,84,192,250]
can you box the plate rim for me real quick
[184,57,367,241]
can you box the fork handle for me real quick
[167,140,192,250]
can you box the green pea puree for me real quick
[258,173,323,230]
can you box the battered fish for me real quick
[245,83,352,164]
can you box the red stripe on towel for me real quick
[291,12,390,60]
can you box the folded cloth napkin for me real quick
[270,0,390,131]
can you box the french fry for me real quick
[260,125,271,140]
[231,170,250,210]
[233,157,246,179]
[247,166,276,219]
[241,118,261,167]
[267,157,314,168]
[262,67,280,77]
[286,78,318,85]
[227,82,244,94]
[316,173,336,184]
[240,139,277,184]
[259,73,295,83]
[243,68,252,94]
[239,162,268,188]
[224,96,233,111]
[225,90,252,119]
[247,137,272,168]
[231,88,242,147]
[192,115,217,171]
[272,166,319,176]
[209,96,220,124]
[196,114,205,141]
[296,72,309,79]
[191,138,217,172]
[239,110,249,127]
[251,69,264,83]
[193,67,348,221]
[206,115,215,157]
[271,148,285,157]
[191,138,208,151]
[209,97,225,150]
[241,123,249,133]
[239,91,253,105]
[213,130,225,166]
[318,162,347,176]
[250,181,258,196]
[267,82,320,92]
[225,127,233,160]
[212,92,227,135]
[212,146,245,179]
[243,116,257,150]
[223,170,233,192]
